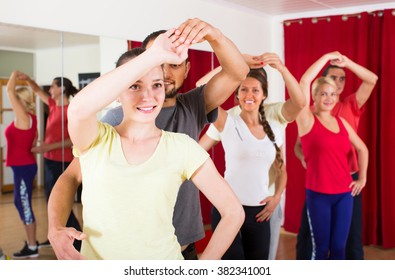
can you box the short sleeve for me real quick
[182,135,210,180]
[72,122,114,158]
[264,102,288,125]
[206,123,221,141]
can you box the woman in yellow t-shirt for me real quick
[54,29,244,260]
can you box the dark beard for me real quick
[165,87,180,99]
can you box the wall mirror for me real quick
[0,22,100,192]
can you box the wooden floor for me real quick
[1,187,395,260]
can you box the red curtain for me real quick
[128,41,222,224]
[283,9,395,248]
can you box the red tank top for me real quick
[5,114,37,166]
[301,115,352,194]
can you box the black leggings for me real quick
[211,205,270,260]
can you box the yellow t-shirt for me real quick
[75,122,209,259]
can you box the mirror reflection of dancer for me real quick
[5,71,38,259]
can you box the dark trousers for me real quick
[182,243,198,260]
[12,164,38,224]
[211,205,270,260]
[296,173,364,260]
[44,158,82,251]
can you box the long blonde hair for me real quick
[16,87,35,114]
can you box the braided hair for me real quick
[238,68,283,168]
[259,101,283,168]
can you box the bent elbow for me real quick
[234,63,249,83]
[234,204,245,228]
[370,74,378,86]
[67,102,78,121]
[67,99,90,123]
[296,97,307,111]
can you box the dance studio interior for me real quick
[1,0,395,261]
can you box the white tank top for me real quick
[221,114,283,206]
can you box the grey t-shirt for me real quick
[101,85,218,246]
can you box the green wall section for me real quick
[0,50,34,78]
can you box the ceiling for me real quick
[1,1,394,51]
[220,0,395,15]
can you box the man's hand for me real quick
[48,226,86,260]
[175,18,222,45]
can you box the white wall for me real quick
[1,0,275,94]
[34,45,100,86]
[98,36,129,117]
[0,0,270,54]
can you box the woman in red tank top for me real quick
[4,71,39,258]
[295,52,369,260]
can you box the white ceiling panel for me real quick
[217,0,395,15]
[1,1,394,51]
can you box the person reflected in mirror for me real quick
[5,71,40,259]
[17,72,81,250]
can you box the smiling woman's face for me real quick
[120,66,165,123]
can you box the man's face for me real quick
[162,62,190,98]
[145,39,190,98]
[325,68,346,95]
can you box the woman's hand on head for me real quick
[243,53,265,69]
[258,53,286,73]
[326,51,344,65]
[151,29,189,65]
[330,54,348,68]
[174,18,221,45]
[16,71,29,81]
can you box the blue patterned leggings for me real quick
[11,164,37,225]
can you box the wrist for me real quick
[272,194,282,201]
